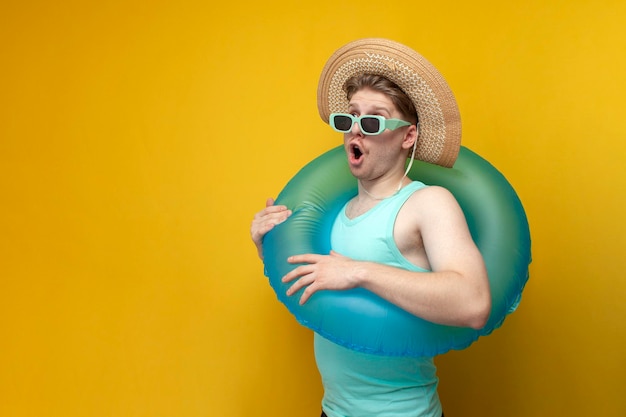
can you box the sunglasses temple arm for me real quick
[386,119,413,130]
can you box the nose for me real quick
[350,120,364,136]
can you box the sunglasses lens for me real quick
[333,115,353,132]
[360,116,381,134]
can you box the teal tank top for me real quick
[315,181,443,417]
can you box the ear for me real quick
[401,124,419,151]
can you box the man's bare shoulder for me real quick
[399,184,467,233]
[406,184,460,211]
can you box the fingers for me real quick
[287,253,323,265]
[282,264,318,305]
[253,202,290,220]
[281,262,312,284]
[251,222,277,245]
[282,252,356,304]
[283,265,312,293]
[250,198,292,245]
[281,255,323,289]
[298,285,317,305]
[282,257,326,305]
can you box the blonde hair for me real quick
[343,74,419,125]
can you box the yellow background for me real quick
[1,0,625,416]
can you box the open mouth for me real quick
[351,144,363,161]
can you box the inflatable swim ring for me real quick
[263,145,531,357]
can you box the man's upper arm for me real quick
[418,186,486,277]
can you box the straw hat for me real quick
[317,38,461,167]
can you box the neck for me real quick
[359,176,409,201]
[359,148,417,201]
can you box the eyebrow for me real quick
[347,103,393,116]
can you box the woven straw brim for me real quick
[317,38,461,168]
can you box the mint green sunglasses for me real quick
[329,113,412,135]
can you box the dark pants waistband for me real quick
[321,412,444,417]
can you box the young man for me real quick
[251,39,490,417]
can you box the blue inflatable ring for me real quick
[264,145,531,357]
